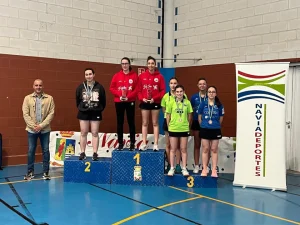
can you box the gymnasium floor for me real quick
[1,164,300,225]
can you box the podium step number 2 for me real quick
[63,156,111,184]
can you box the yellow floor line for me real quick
[169,186,300,225]
[0,176,63,185]
[112,196,202,225]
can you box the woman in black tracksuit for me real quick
[76,68,106,161]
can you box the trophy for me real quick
[121,86,127,100]
[147,86,152,103]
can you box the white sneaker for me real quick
[153,144,159,151]
[193,165,199,174]
[168,167,175,176]
[182,168,189,176]
[139,143,147,151]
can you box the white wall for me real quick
[174,0,300,67]
[0,0,161,66]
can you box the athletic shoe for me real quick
[193,165,200,174]
[43,172,51,180]
[117,144,123,151]
[167,167,175,176]
[181,168,189,176]
[24,171,34,180]
[139,143,147,151]
[92,152,99,161]
[79,152,86,160]
[129,143,135,151]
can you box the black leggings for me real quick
[115,102,136,144]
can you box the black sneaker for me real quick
[43,172,51,180]
[129,143,135,151]
[24,170,34,180]
[79,152,86,160]
[92,152,99,161]
[117,144,123,151]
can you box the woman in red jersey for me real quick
[138,56,166,151]
[110,57,139,151]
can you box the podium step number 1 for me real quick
[133,153,142,181]
[111,149,165,186]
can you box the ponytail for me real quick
[215,96,221,107]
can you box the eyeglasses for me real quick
[208,91,216,93]
[121,63,129,65]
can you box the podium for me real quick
[64,156,111,184]
[63,149,218,188]
[111,149,165,186]
[164,171,217,188]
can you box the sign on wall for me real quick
[233,62,289,191]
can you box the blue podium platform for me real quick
[63,150,218,188]
[64,156,111,184]
[164,171,218,188]
[111,149,165,186]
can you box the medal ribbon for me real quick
[83,81,94,101]
[199,92,207,104]
[207,101,214,122]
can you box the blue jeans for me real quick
[27,131,50,173]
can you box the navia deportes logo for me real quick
[237,70,286,104]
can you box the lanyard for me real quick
[199,92,207,104]
[83,81,94,99]
[207,101,214,122]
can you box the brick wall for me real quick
[0,53,146,166]
[174,0,300,67]
[0,0,161,65]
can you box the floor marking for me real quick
[169,186,300,225]
[5,177,35,221]
[0,199,48,225]
[0,176,63,185]
[112,196,202,225]
[89,183,202,225]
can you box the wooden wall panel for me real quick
[176,63,237,137]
